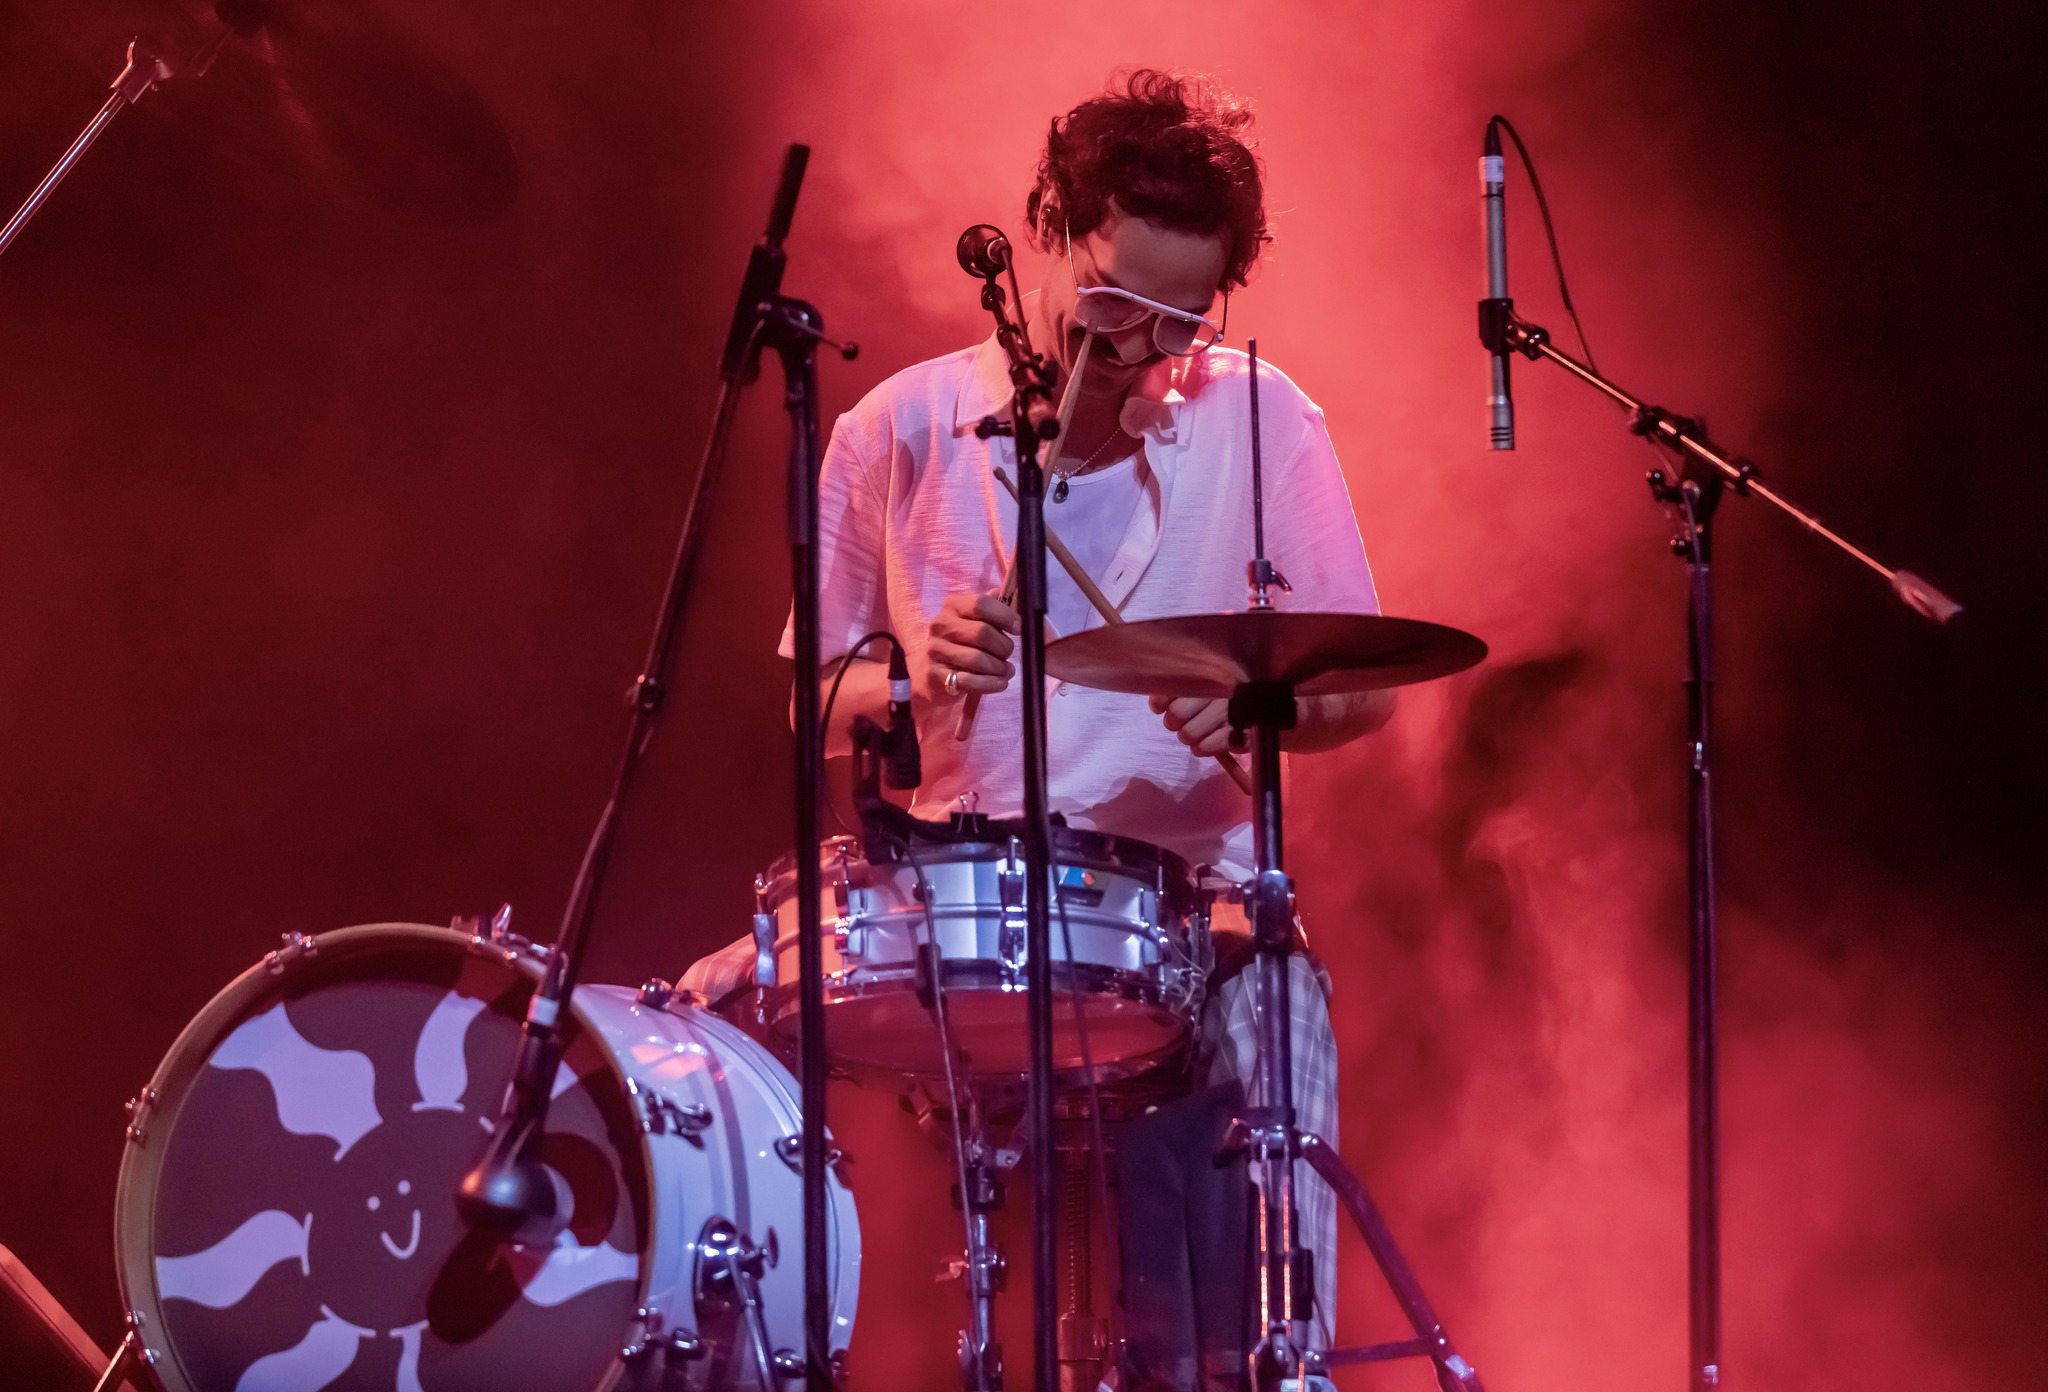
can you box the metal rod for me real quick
[1297,1133,1485,1392]
[1249,337,1267,562]
[783,322,832,1388]
[1508,324,1961,608]
[1680,488,1721,1392]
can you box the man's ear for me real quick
[1023,189,1063,254]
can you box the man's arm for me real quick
[1288,687,1395,752]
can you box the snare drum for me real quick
[755,828,1208,1079]
[113,922,858,1391]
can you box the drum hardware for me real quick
[621,1305,707,1368]
[91,1311,153,1392]
[261,929,317,974]
[639,977,678,1009]
[694,1216,789,1388]
[122,1088,156,1144]
[772,1135,852,1184]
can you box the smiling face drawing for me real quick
[143,949,649,1392]
[367,1180,420,1259]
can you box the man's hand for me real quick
[925,591,1019,701]
[1150,688,1398,757]
[1150,694,1235,757]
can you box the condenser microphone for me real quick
[1480,120,1514,450]
[882,643,922,789]
[957,224,1013,279]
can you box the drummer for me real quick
[694,68,1386,1380]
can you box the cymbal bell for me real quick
[1042,610,1487,699]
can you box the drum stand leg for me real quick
[951,1134,1013,1392]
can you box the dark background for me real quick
[1,1,2041,1387]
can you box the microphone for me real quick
[719,144,809,385]
[1480,120,1514,450]
[881,642,922,789]
[957,224,1012,280]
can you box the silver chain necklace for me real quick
[1051,425,1127,503]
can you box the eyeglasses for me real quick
[1067,235,1227,357]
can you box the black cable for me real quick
[1489,114,1599,373]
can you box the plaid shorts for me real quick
[1194,929,1340,1353]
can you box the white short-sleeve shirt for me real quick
[783,334,1380,877]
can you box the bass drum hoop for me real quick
[110,922,654,1392]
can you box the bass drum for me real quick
[112,922,857,1391]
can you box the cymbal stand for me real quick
[0,25,243,263]
[1488,310,1962,1392]
[1226,343,1488,1392]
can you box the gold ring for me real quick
[944,669,961,697]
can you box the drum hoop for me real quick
[109,922,653,1392]
[762,829,1198,915]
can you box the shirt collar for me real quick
[953,332,1187,444]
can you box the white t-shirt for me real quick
[1045,456,1144,642]
[783,334,1380,877]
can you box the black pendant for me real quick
[1053,475,1070,504]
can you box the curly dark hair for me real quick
[1025,69,1271,290]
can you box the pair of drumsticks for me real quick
[953,335,1254,795]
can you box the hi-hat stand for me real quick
[1483,308,1963,1392]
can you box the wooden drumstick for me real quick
[991,465,1256,796]
[955,334,1097,741]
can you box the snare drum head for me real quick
[114,925,648,1392]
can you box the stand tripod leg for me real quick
[1297,1133,1485,1392]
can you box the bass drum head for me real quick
[114,924,650,1392]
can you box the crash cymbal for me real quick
[1042,610,1487,699]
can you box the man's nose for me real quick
[1106,324,1154,364]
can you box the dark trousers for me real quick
[1116,1080,1251,1392]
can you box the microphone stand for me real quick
[458,149,857,1392]
[0,27,242,262]
[966,252,1064,1392]
[1490,312,1963,1392]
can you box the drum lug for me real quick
[998,841,1027,978]
[752,911,779,987]
[832,913,867,962]
[625,1078,712,1141]
[621,1306,705,1366]
[636,977,675,1010]
[773,1133,852,1184]
[262,931,317,975]
[123,1087,157,1144]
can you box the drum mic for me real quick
[882,642,922,789]
[1480,118,1515,450]
[957,224,1013,279]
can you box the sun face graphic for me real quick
[129,934,649,1392]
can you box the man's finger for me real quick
[970,593,1022,633]
[931,642,1014,679]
